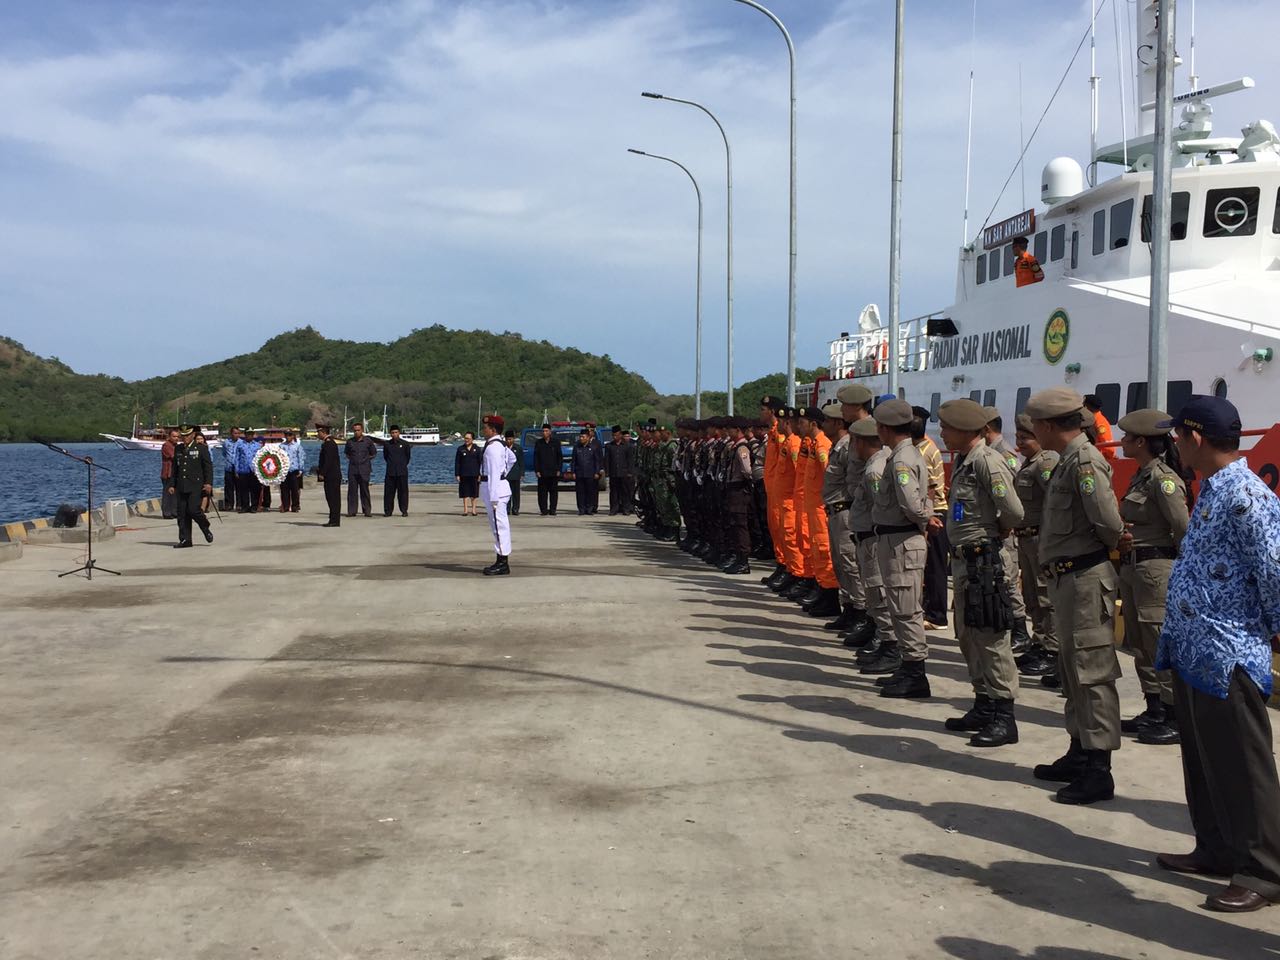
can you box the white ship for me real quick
[802,3,1278,443]
[367,406,442,446]
[101,414,222,451]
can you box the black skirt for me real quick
[458,476,480,498]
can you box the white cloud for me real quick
[0,0,1277,394]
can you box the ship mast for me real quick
[1147,0,1176,411]
[886,0,905,396]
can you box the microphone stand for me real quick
[40,441,121,580]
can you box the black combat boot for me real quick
[969,699,1019,747]
[761,564,784,586]
[1019,646,1056,676]
[1010,619,1032,654]
[880,659,931,699]
[796,582,823,606]
[874,664,904,687]
[944,695,993,732]
[1121,693,1165,734]
[660,527,680,542]
[784,577,816,601]
[1054,749,1115,805]
[1040,670,1062,690]
[842,611,877,648]
[1137,706,1180,745]
[855,637,890,666]
[482,554,510,576]
[771,572,798,594]
[858,642,902,676]
[804,588,842,619]
[825,603,856,631]
[693,540,711,557]
[716,552,737,571]
[1033,738,1088,782]
[723,554,752,575]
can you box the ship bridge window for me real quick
[982,389,996,408]
[1126,381,1148,413]
[989,251,1000,282]
[1126,380,1194,416]
[1092,210,1106,255]
[1203,187,1260,238]
[1093,383,1121,423]
[976,254,986,285]
[1071,229,1079,268]
[1110,198,1135,249]
[1274,188,1280,234]
[1003,243,1017,276]
[969,389,982,403]
[1212,377,1229,399]
[929,392,941,422]
[1141,192,1191,242]
[1033,231,1048,264]
[1050,225,1066,261]
[1168,379,1193,416]
[1015,387,1031,415]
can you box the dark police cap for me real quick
[504,429,515,438]
[179,423,197,433]
[800,406,823,423]
[1023,387,1084,420]
[872,398,913,427]
[849,418,880,438]
[760,394,784,412]
[911,405,931,422]
[938,398,989,432]
[1116,408,1172,437]
[611,425,622,433]
[1157,396,1242,439]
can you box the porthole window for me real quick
[1212,377,1228,399]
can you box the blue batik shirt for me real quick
[221,438,240,473]
[1157,457,1280,699]
[236,439,260,474]
[281,440,304,473]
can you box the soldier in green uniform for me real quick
[869,398,933,699]
[1116,407,1191,746]
[169,424,214,548]
[1012,413,1061,680]
[938,399,1024,746]
[654,424,681,541]
[1026,387,1125,805]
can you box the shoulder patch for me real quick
[992,479,1008,498]
[1005,456,1018,471]
[1160,477,1177,496]
[896,468,911,486]
[1040,468,1053,482]
[1079,473,1096,496]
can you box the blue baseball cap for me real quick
[1158,395,1242,439]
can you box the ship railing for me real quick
[1067,276,1280,336]
[827,314,934,379]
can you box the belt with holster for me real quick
[1042,549,1111,578]
[872,523,919,537]
[1014,525,1039,537]
[952,538,1001,560]
[852,529,876,544]
[1124,545,1178,564]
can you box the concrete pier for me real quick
[0,488,1274,958]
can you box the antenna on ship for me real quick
[961,0,978,243]
[1088,0,1099,184]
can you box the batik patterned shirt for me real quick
[1156,457,1280,699]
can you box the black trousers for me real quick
[1172,668,1280,898]
[324,476,342,525]
[280,471,301,511]
[161,481,177,519]
[235,473,256,512]
[260,482,272,509]
[537,477,559,515]
[509,482,521,515]
[575,477,599,515]
[223,469,237,510]
[923,515,950,625]
[175,489,210,544]
[384,474,409,515]
[347,472,371,515]
[608,475,635,514]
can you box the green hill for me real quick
[0,327,826,441]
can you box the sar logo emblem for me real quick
[896,469,911,486]
[1160,477,1177,496]
[992,480,1008,498]
[1079,475,1096,496]
[1043,309,1070,365]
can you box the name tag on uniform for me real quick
[952,502,965,522]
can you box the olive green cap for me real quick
[836,382,874,405]
[938,399,989,432]
[1015,413,1034,434]
[1023,387,1085,420]
[820,402,845,420]
[982,405,1001,423]
[872,397,913,427]
[849,418,880,438]
[1116,407,1173,437]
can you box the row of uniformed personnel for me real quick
[638,384,1191,808]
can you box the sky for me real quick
[2,0,1278,394]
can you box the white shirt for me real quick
[481,436,517,500]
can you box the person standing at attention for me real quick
[504,430,525,516]
[1154,396,1280,914]
[1012,236,1044,287]
[571,429,603,516]
[479,415,516,575]
[532,424,563,516]
[382,425,412,517]
[605,426,635,516]
[160,428,179,519]
[455,432,483,516]
[220,427,241,512]
[279,430,304,513]
[343,421,377,517]
[316,425,343,527]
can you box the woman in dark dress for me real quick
[454,433,482,515]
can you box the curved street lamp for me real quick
[628,148,704,418]
[642,92,735,415]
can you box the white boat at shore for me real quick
[367,406,442,445]
[100,415,222,451]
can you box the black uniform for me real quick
[604,439,637,515]
[318,437,343,525]
[382,437,412,516]
[172,439,213,545]
[344,435,378,516]
[506,443,525,515]
[533,436,563,515]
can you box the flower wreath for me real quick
[253,444,292,486]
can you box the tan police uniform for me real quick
[870,401,932,663]
[851,420,893,643]
[821,407,863,611]
[947,436,1024,703]
[1014,443,1061,655]
[988,427,1028,627]
[1116,410,1189,713]
[1033,409,1125,752]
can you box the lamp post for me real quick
[628,148,704,418]
[730,0,796,405]
[642,92,735,415]
[887,0,905,397]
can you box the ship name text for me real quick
[929,324,1033,369]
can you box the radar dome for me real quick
[1041,157,1084,205]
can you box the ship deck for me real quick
[0,488,1273,957]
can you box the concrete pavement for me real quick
[0,487,1276,959]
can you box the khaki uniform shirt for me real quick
[1014,449,1060,528]
[946,440,1023,546]
[1120,459,1189,549]
[989,435,1020,474]
[859,447,890,532]
[822,434,851,508]
[1039,433,1124,565]
[870,438,931,530]
[916,436,947,513]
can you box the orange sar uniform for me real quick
[1093,409,1117,464]
[805,427,839,589]
[790,429,814,577]
[1014,248,1043,287]
[765,421,787,567]
[773,422,805,577]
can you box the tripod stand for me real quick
[41,441,121,580]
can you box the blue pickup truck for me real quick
[519,421,614,488]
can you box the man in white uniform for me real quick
[480,414,517,576]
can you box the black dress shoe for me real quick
[1040,671,1062,690]
[201,526,214,543]
[1137,717,1181,745]
[1206,884,1272,913]
[173,541,193,549]
[322,521,340,527]
[1156,852,1232,878]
